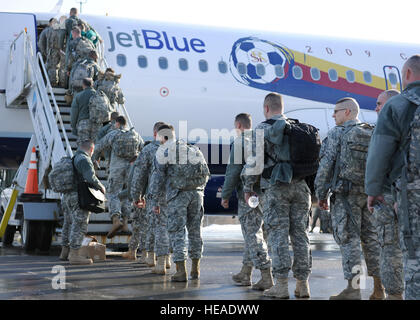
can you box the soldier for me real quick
[65,27,96,78]
[69,50,101,94]
[67,139,106,265]
[45,19,65,87]
[38,18,55,62]
[70,78,101,146]
[315,97,384,300]
[128,122,172,273]
[241,93,312,299]
[93,116,144,239]
[366,55,420,300]
[221,113,273,290]
[150,124,210,282]
[94,68,125,112]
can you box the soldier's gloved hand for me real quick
[221,199,229,209]
[318,199,329,211]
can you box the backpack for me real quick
[263,118,321,179]
[167,142,210,190]
[95,79,119,104]
[113,129,141,159]
[69,59,95,91]
[48,156,75,193]
[47,28,61,50]
[88,90,112,124]
[336,123,374,185]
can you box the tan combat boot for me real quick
[369,276,386,300]
[295,279,311,298]
[107,216,123,239]
[139,250,148,264]
[122,249,137,260]
[166,254,172,269]
[190,258,200,280]
[121,217,130,233]
[146,251,156,267]
[152,255,166,275]
[68,248,93,265]
[263,277,289,299]
[172,260,187,282]
[59,246,70,261]
[330,280,361,300]
[252,268,274,291]
[386,293,403,300]
[232,265,253,286]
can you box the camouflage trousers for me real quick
[167,190,204,262]
[373,192,404,295]
[107,164,132,220]
[262,180,312,280]
[331,192,381,280]
[153,204,170,257]
[76,119,103,147]
[128,206,147,252]
[62,191,91,250]
[237,190,271,270]
[145,202,155,252]
[46,48,61,87]
[61,192,74,247]
[396,186,420,300]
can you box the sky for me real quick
[2,0,420,45]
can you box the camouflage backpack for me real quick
[74,38,95,61]
[113,128,141,159]
[47,27,61,50]
[336,123,374,185]
[69,59,95,92]
[48,156,75,193]
[167,141,210,190]
[95,79,119,104]
[88,90,112,124]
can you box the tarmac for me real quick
[0,215,379,300]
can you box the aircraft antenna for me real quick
[75,0,88,13]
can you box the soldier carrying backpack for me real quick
[315,97,384,300]
[68,50,101,95]
[94,68,125,111]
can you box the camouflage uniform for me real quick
[222,130,271,270]
[94,128,144,221]
[45,26,66,87]
[131,141,169,256]
[365,81,420,300]
[149,140,209,262]
[38,26,51,62]
[94,73,125,112]
[60,192,74,247]
[315,119,380,281]
[65,36,96,74]
[242,114,312,280]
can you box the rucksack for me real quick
[113,129,141,159]
[167,142,210,190]
[88,90,112,124]
[48,156,75,193]
[263,118,321,179]
[70,59,95,91]
[336,123,374,185]
[47,28,61,50]
[95,79,119,104]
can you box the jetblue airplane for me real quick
[0,11,418,212]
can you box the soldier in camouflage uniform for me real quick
[129,122,172,273]
[66,140,106,265]
[45,19,66,87]
[38,18,55,62]
[315,97,383,300]
[369,90,404,300]
[93,116,144,239]
[65,27,96,77]
[221,113,273,290]
[366,55,420,300]
[70,78,102,146]
[150,124,210,282]
[241,93,312,299]
[94,68,125,112]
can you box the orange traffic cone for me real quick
[24,147,40,194]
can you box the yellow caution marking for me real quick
[0,189,19,238]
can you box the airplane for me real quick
[0,10,419,214]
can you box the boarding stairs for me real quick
[0,29,134,251]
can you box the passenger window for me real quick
[292,65,303,80]
[116,54,126,67]
[275,65,285,78]
[256,64,265,77]
[218,61,228,74]
[137,55,147,68]
[159,57,168,70]
[310,67,321,81]
[363,71,372,83]
[328,68,338,82]
[389,72,398,85]
[346,70,355,83]
[237,62,247,75]
[179,58,188,71]
[199,59,208,72]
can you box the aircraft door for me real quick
[383,65,402,91]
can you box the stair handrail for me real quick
[35,51,73,158]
